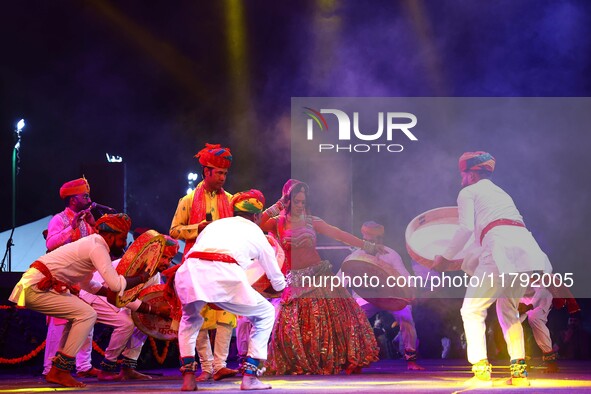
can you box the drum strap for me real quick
[30,261,78,295]
[185,251,237,264]
[480,219,525,244]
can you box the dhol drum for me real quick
[131,284,179,341]
[341,250,413,311]
[405,206,476,271]
[110,229,166,307]
[244,233,285,298]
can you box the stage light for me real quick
[186,187,194,195]
[187,172,198,181]
[106,153,123,163]
[16,119,25,132]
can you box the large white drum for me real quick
[341,250,413,311]
[405,206,475,271]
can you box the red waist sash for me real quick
[30,261,78,295]
[480,219,526,244]
[185,251,237,264]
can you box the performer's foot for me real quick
[46,366,86,387]
[240,375,272,390]
[195,370,213,382]
[97,370,124,381]
[181,372,197,391]
[213,367,238,381]
[507,359,530,386]
[471,359,492,381]
[121,367,152,380]
[76,367,100,378]
[407,361,425,370]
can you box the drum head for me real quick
[245,234,285,298]
[341,251,413,311]
[114,229,166,307]
[131,284,179,341]
[405,206,475,271]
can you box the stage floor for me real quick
[1,359,591,393]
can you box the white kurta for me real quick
[175,216,286,306]
[443,179,551,274]
[175,216,286,361]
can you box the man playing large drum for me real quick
[8,214,151,388]
[433,151,552,386]
[346,221,424,370]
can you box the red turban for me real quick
[163,235,180,259]
[195,143,233,169]
[361,221,385,238]
[458,151,496,173]
[59,178,90,199]
[231,189,265,214]
[95,213,131,234]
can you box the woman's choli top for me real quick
[277,214,317,251]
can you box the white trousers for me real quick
[195,323,233,373]
[461,258,527,364]
[521,288,553,354]
[179,293,275,364]
[236,298,281,357]
[82,295,147,363]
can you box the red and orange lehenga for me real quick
[266,214,379,375]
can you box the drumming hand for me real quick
[518,302,533,315]
[153,304,172,319]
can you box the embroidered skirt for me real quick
[266,261,379,375]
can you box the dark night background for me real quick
[1,0,590,266]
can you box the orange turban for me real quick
[231,189,265,214]
[458,151,496,173]
[361,221,384,238]
[59,178,90,199]
[195,143,233,169]
[163,235,180,259]
[95,213,131,234]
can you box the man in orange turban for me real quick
[169,143,238,382]
[434,151,552,386]
[43,177,98,379]
[46,178,95,252]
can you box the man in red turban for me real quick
[169,143,238,382]
[434,151,552,386]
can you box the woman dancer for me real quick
[261,181,380,375]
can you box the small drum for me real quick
[341,250,413,311]
[112,230,166,307]
[131,284,179,341]
[405,206,475,271]
[244,234,285,298]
